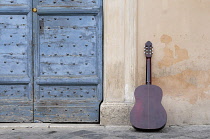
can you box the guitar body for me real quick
[130,85,167,131]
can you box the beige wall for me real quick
[101,0,210,126]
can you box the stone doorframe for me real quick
[100,0,139,125]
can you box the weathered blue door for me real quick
[33,0,103,123]
[0,0,103,123]
[0,0,33,122]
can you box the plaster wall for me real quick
[101,0,210,125]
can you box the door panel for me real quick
[0,1,33,122]
[38,0,100,8]
[33,1,103,122]
[0,0,28,4]
[38,15,97,76]
[34,85,100,122]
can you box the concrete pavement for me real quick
[0,124,209,139]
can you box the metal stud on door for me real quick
[33,0,103,122]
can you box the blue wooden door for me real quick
[33,0,103,122]
[0,0,102,123]
[0,0,33,122]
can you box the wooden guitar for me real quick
[130,41,167,131]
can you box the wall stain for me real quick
[160,34,172,44]
[158,45,189,68]
[153,69,210,104]
[159,35,189,68]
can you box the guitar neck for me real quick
[146,57,151,84]
[144,41,153,85]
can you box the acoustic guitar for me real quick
[130,41,167,131]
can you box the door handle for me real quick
[32,8,37,13]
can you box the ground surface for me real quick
[0,124,209,139]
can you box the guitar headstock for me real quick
[144,41,153,58]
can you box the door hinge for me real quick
[32,8,37,13]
